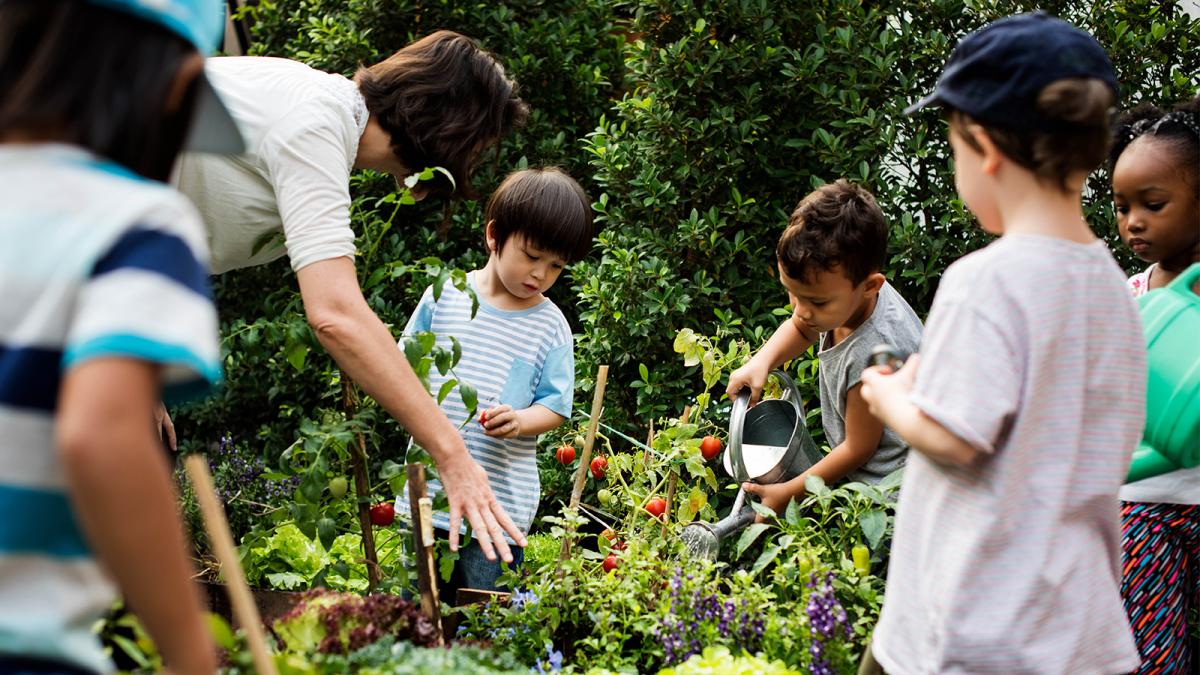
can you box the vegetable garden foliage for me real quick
[174,0,1196,613]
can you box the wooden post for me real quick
[642,420,654,467]
[406,463,444,646]
[342,376,381,591]
[559,365,609,564]
[184,455,278,675]
[661,406,690,537]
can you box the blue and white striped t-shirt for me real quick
[397,272,574,538]
[0,144,221,672]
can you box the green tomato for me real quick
[598,488,613,506]
[328,476,349,499]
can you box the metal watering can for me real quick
[1127,263,1200,483]
[682,370,823,560]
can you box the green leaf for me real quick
[459,381,478,413]
[402,338,425,369]
[432,267,451,300]
[265,571,309,590]
[316,517,338,552]
[750,500,777,519]
[638,362,650,381]
[804,474,830,497]
[379,459,404,480]
[784,496,801,526]
[205,613,236,651]
[437,378,457,404]
[751,543,783,575]
[735,523,770,557]
[860,509,887,550]
[285,340,308,372]
[299,468,325,503]
[110,635,151,669]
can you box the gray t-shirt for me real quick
[817,282,923,483]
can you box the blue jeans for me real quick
[437,530,524,605]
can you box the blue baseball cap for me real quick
[905,12,1118,132]
[88,0,244,154]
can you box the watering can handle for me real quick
[728,369,803,486]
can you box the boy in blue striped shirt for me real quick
[398,167,594,595]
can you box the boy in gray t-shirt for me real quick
[726,180,923,514]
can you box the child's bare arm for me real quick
[860,357,978,467]
[480,403,566,439]
[56,359,216,675]
[805,384,885,482]
[744,385,883,516]
[726,310,819,405]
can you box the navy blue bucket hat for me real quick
[905,12,1118,132]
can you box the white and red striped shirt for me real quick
[873,234,1144,674]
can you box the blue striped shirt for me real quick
[397,272,573,538]
[0,144,220,672]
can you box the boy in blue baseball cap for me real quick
[0,1,240,672]
[859,13,1145,673]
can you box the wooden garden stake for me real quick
[342,375,381,590]
[662,406,689,536]
[184,455,278,675]
[406,463,444,646]
[559,365,609,564]
[642,420,654,467]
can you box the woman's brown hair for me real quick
[357,31,529,198]
[948,77,1115,192]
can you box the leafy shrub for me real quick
[576,0,1200,428]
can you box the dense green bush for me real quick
[575,0,1200,426]
[177,0,628,474]
[178,0,1199,527]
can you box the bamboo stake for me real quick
[642,420,655,467]
[661,406,690,536]
[184,455,277,675]
[559,365,609,564]
[406,463,444,646]
[342,375,381,590]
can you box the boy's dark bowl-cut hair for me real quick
[777,180,888,286]
[357,30,529,199]
[486,168,594,264]
[947,78,1115,192]
[0,0,200,182]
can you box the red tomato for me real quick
[645,497,667,519]
[612,540,628,551]
[479,410,488,425]
[699,435,722,461]
[602,553,619,572]
[600,528,618,542]
[556,445,576,465]
[590,456,608,480]
[369,502,395,526]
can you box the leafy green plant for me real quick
[655,646,801,675]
